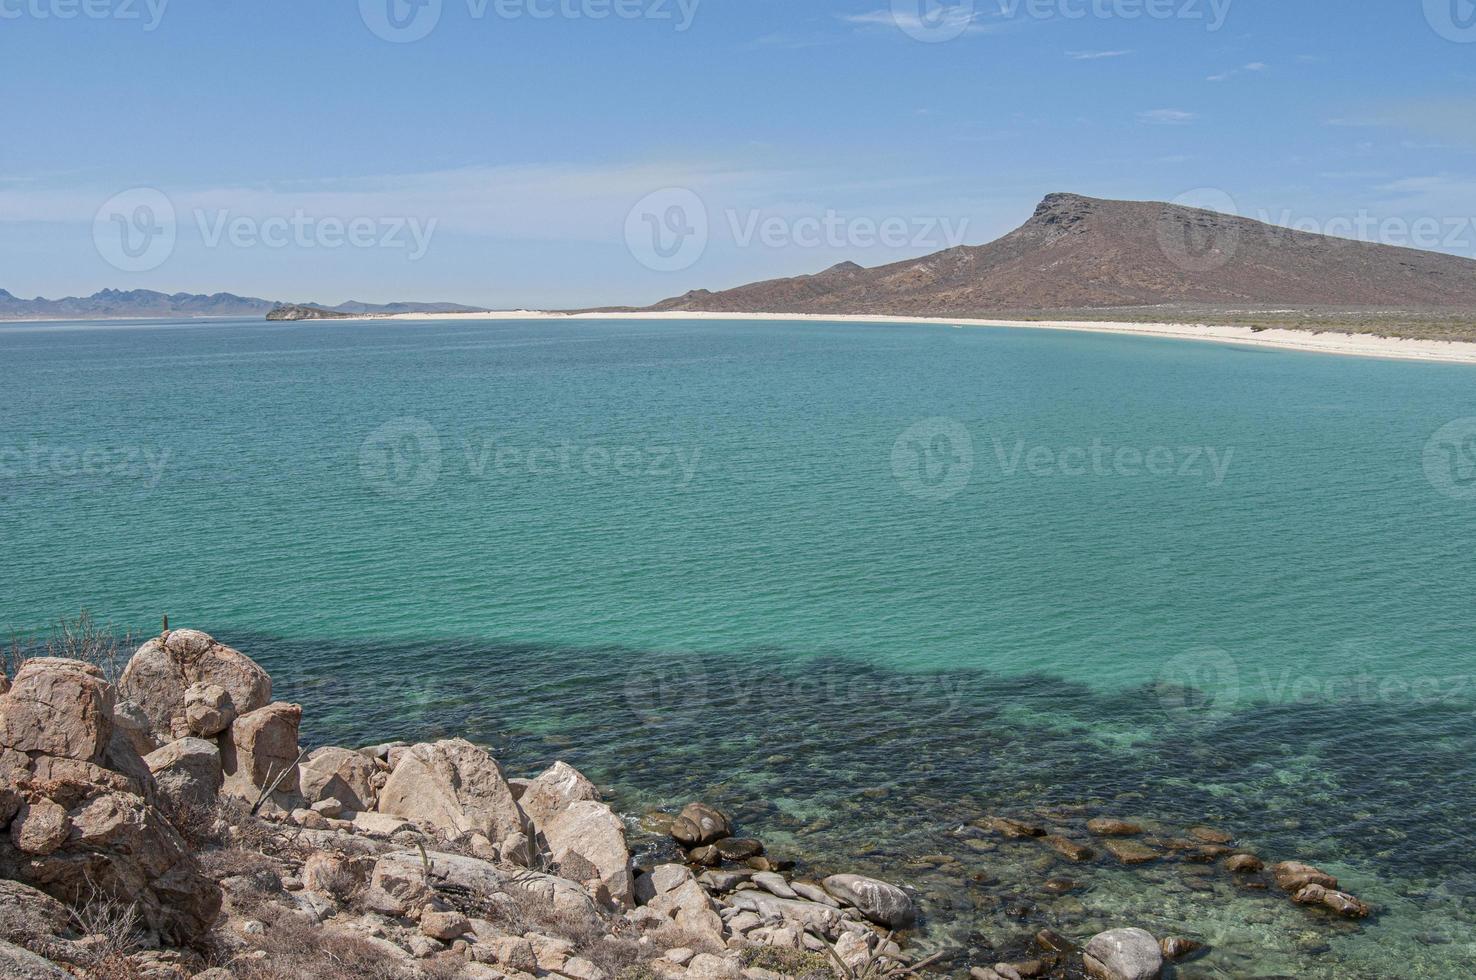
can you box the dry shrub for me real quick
[7,612,133,683]
[232,916,414,980]
[476,883,659,978]
[738,945,833,980]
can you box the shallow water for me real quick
[3,317,1475,975]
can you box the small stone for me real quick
[420,909,472,941]
[713,838,764,861]
[1158,936,1204,960]
[1043,835,1095,862]
[1102,839,1161,865]
[1087,818,1142,837]
[669,803,732,848]
[1272,861,1339,893]
[311,797,345,818]
[1292,884,1371,919]
[1187,826,1233,845]
[979,816,1046,839]
[665,947,696,966]
[1043,878,1079,895]
[1225,853,1264,874]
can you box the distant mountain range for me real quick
[0,288,484,321]
[639,192,1476,318]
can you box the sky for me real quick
[2,0,1476,308]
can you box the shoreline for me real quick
[365,310,1476,365]
[0,627,1391,980]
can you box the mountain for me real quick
[644,193,1476,318]
[0,289,485,321]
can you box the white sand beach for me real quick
[374,310,1476,365]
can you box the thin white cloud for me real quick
[842,8,996,37]
[1208,61,1269,82]
[1069,49,1132,60]
[1138,109,1198,125]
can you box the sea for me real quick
[3,315,1474,977]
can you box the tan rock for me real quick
[542,799,633,907]
[1086,818,1142,837]
[1043,835,1095,863]
[1102,839,1161,865]
[2,789,221,944]
[10,799,70,855]
[1272,861,1339,893]
[482,936,539,973]
[1292,883,1371,918]
[377,739,526,843]
[299,746,379,812]
[118,630,271,741]
[111,699,159,757]
[519,760,599,830]
[420,908,472,940]
[219,702,302,803]
[144,737,223,812]
[1224,853,1264,874]
[643,864,725,944]
[0,939,71,979]
[669,802,732,848]
[183,682,235,737]
[0,658,114,763]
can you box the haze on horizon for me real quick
[3,0,1475,309]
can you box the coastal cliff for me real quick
[0,628,1372,979]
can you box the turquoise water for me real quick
[3,317,1475,976]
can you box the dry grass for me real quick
[231,915,414,980]
[739,945,833,980]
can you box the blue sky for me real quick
[3,0,1475,308]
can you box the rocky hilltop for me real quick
[643,193,1476,318]
[264,305,354,321]
[0,628,1371,979]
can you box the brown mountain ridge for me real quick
[638,193,1476,338]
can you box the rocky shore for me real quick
[0,629,1375,979]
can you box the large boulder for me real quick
[118,630,271,742]
[519,761,599,830]
[299,746,378,812]
[822,873,916,929]
[0,787,221,945]
[0,659,114,764]
[1083,928,1164,980]
[220,702,302,804]
[144,738,223,812]
[640,864,724,944]
[0,940,70,980]
[541,799,633,907]
[669,803,732,849]
[377,739,526,845]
